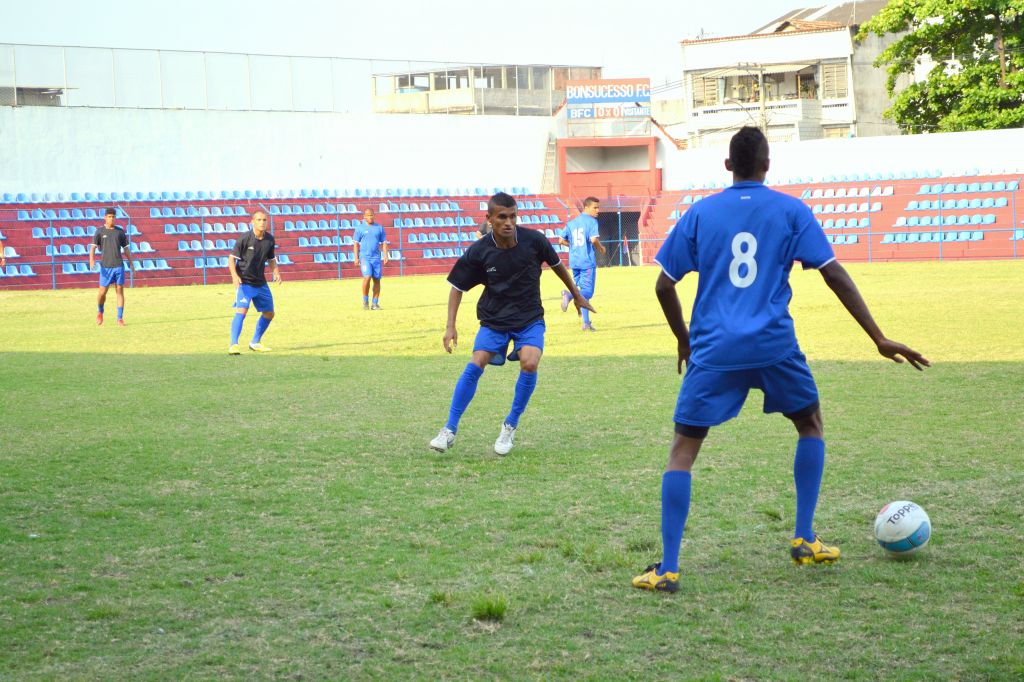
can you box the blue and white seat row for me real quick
[178,239,237,252]
[918,180,1019,195]
[33,225,140,238]
[298,236,351,247]
[2,187,538,204]
[394,216,476,228]
[17,207,129,221]
[164,222,246,235]
[61,260,171,274]
[894,214,996,228]
[812,202,883,214]
[284,219,368,231]
[906,197,1007,211]
[266,203,361,216]
[801,186,894,200]
[46,242,153,256]
[151,206,249,218]
[881,231,984,244]
[822,218,872,229]
[825,234,860,245]
[377,202,463,213]
[0,264,35,277]
[476,200,547,211]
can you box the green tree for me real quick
[857,0,1024,133]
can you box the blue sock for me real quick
[230,313,246,345]
[505,370,538,427]
[372,297,379,306]
[363,295,369,305]
[660,470,692,574]
[98,304,104,314]
[117,306,124,320]
[582,308,591,325]
[445,363,484,433]
[793,437,826,541]
[252,315,272,343]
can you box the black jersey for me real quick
[92,227,129,268]
[447,227,562,331]
[232,230,276,286]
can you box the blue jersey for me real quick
[354,222,387,260]
[561,214,600,269]
[655,181,835,371]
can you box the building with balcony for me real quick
[372,64,602,117]
[672,1,908,147]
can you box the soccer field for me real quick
[2,261,1022,679]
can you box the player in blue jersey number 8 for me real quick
[632,127,930,593]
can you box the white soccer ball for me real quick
[874,500,931,556]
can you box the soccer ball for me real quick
[874,500,931,556]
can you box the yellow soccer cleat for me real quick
[790,536,841,565]
[248,342,272,352]
[228,344,241,355]
[631,563,679,593]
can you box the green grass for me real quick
[1,261,1023,680]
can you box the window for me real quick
[821,62,848,99]
[692,75,719,106]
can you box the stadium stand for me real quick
[0,175,1020,290]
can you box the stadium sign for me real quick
[566,79,651,104]
[566,78,651,121]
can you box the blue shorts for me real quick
[233,283,274,313]
[360,258,382,279]
[474,319,545,366]
[573,267,596,299]
[99,266,125,287]
[674,351,819,427]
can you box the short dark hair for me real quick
[729,126,769,179]
[104,207,117,216]
[583,196,600,208]
[487,192,517,214]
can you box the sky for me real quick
[1,0,808,83]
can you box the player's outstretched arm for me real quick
[655,271,690,374]
[551,262,595,315]
[443,287,463,353]
[819,261,930,370]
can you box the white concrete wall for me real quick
[660,127,1024,188]
[681,30,853,72]
[0,107,551,194]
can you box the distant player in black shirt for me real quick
[429,192,594,456]
[228,210,282,354]
[88,207,135,326]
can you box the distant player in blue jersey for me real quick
[354,208,389,310]
[558,197,606,331]
[89,207,135,326]
[228,210,281,355]
[633,127,930,593]
[429,192,594,456]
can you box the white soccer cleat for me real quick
[429,427,456,453]
[494,423,516,456]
